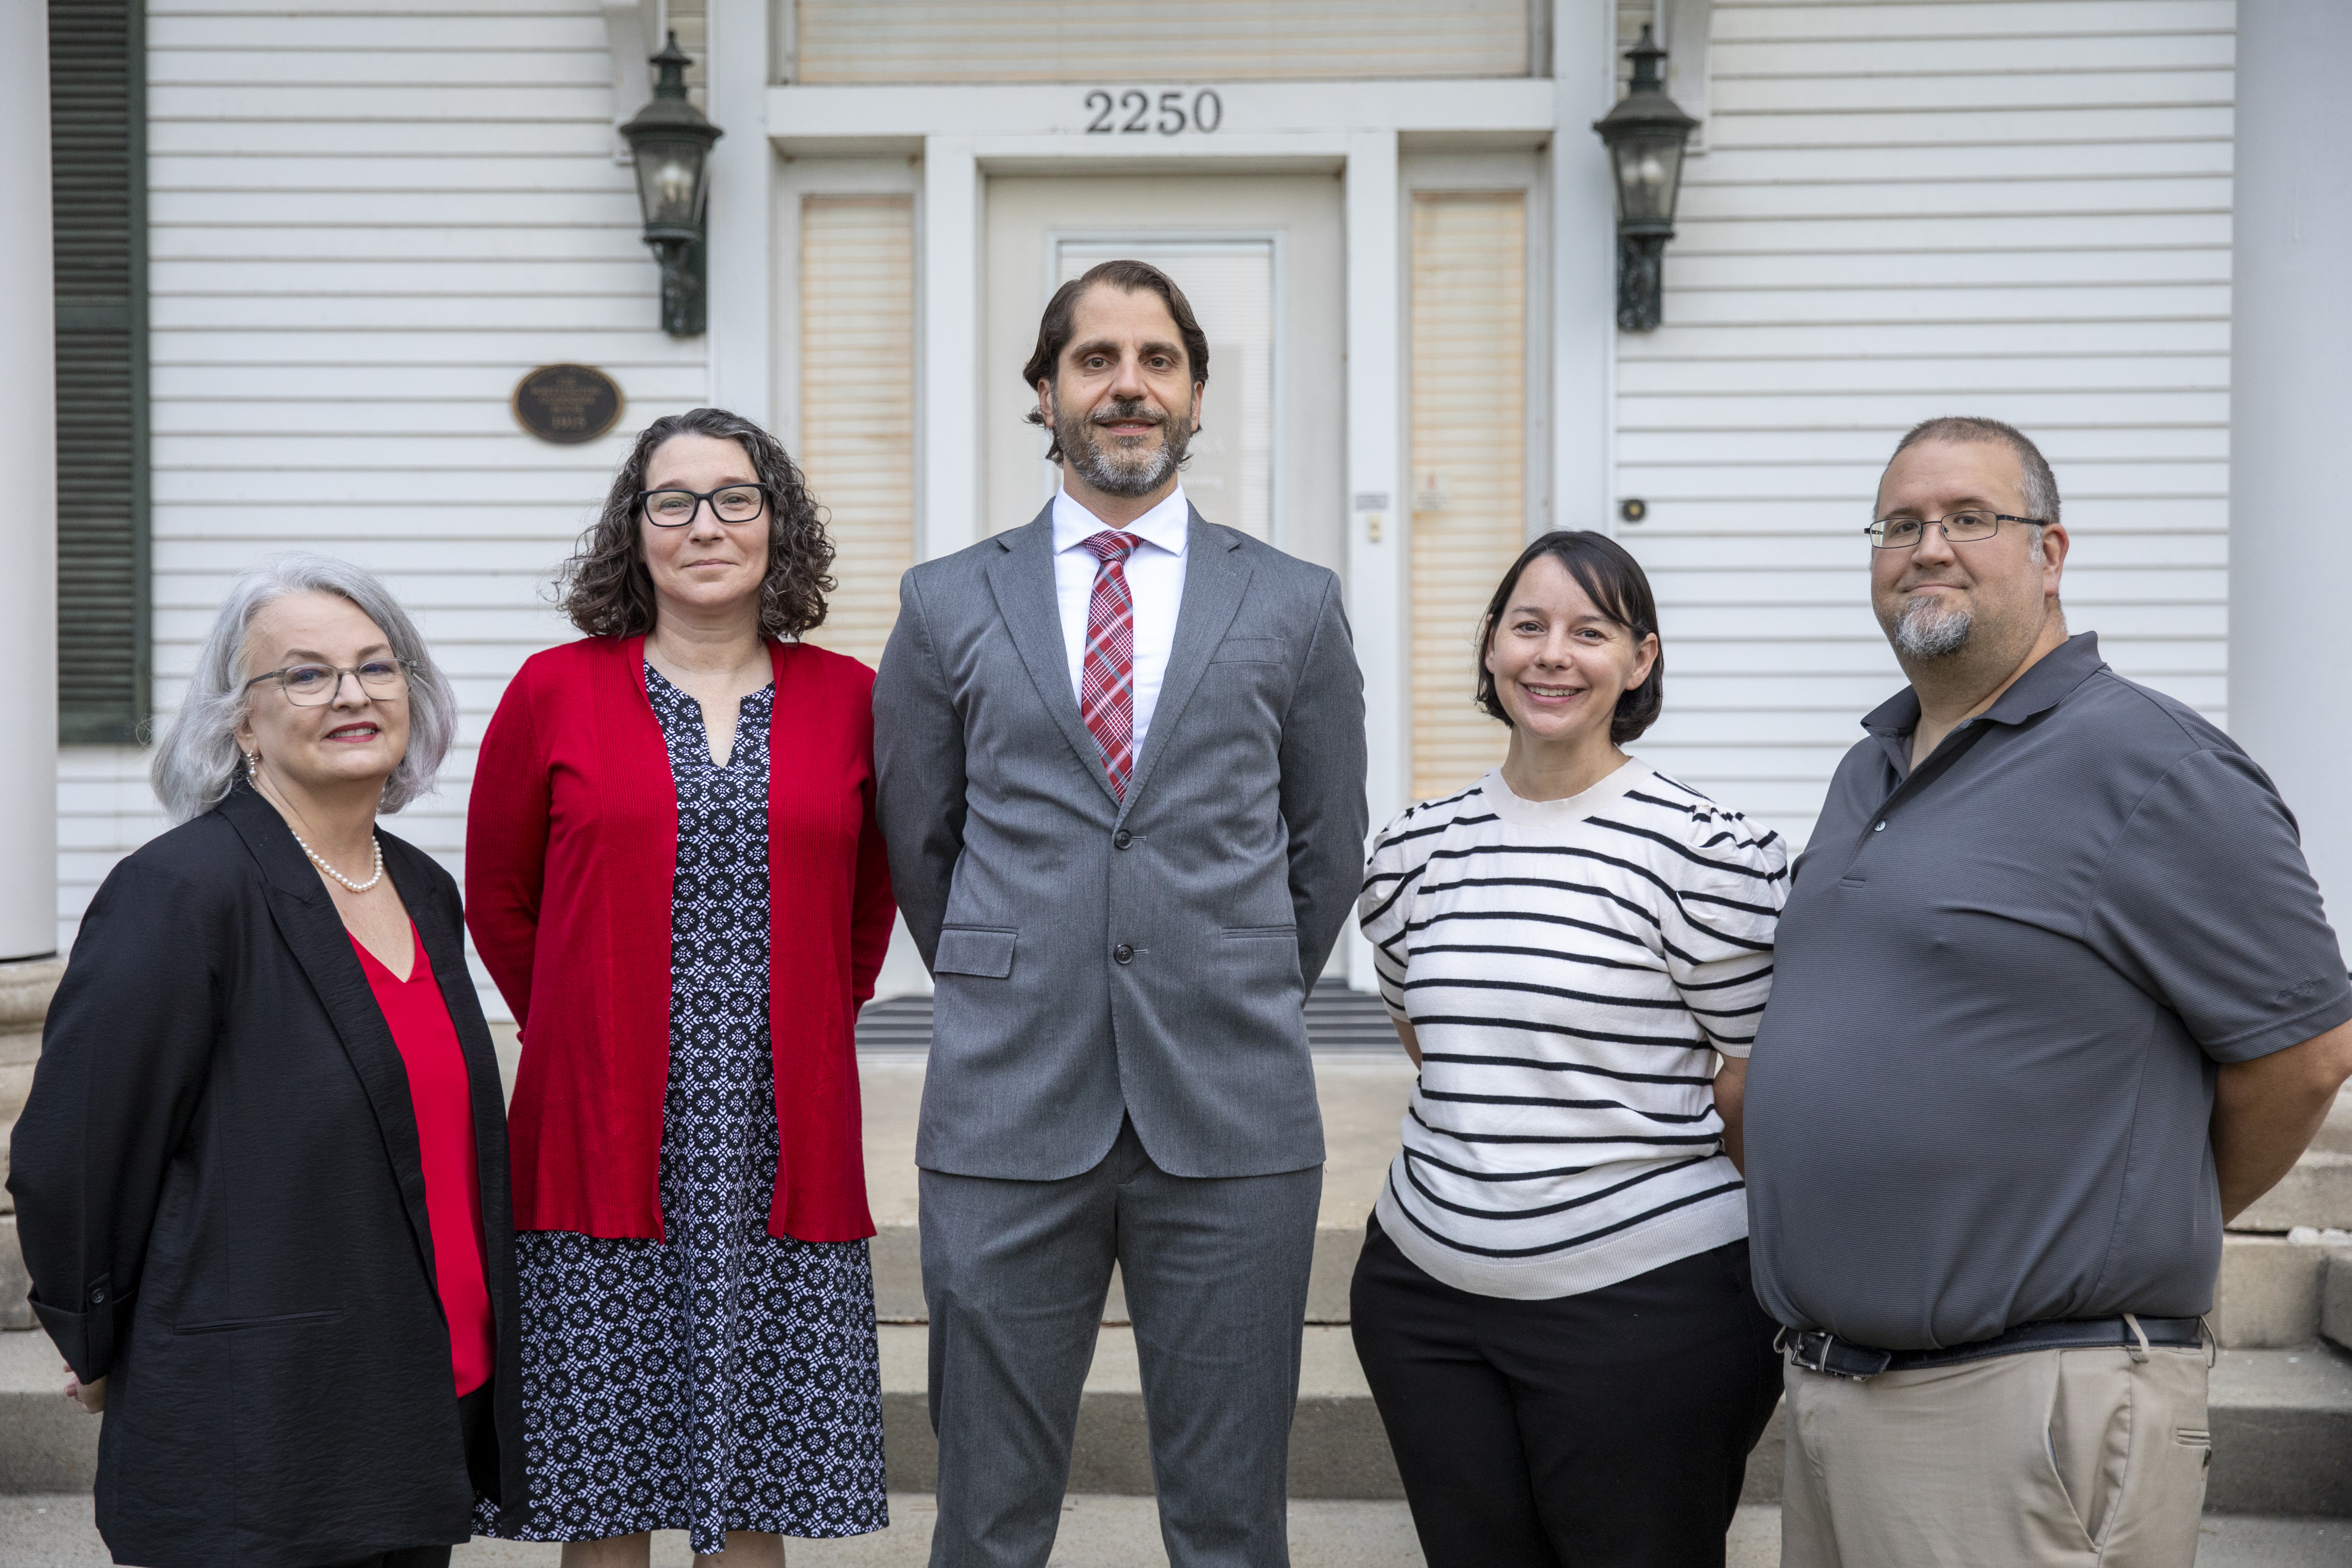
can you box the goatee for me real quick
[1059,397,1192,498]
[1892,594,1972,660]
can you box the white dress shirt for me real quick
[1052,484,1189,745]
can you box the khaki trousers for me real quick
[1781,1343,2211,1568]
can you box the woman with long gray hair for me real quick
[7,553,526,1568]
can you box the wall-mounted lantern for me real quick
[619,33,722,337]
[1592,26,1699,333]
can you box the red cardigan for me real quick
[465,634,893,1244]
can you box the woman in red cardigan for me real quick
[466,407,894,1565]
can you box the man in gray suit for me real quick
[873,258,1369,1567]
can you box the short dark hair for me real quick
[560,406,835,641]
[1473,530,1664,746]
[1022,259,1211,463]
[1888,415,2060,527]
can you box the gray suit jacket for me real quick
[873,504,1369,1181]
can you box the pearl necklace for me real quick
[291,830,384,894]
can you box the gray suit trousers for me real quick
[921,1120,1322,1568]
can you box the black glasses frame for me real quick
[1864,512,2045,550]
[636,483,775,528]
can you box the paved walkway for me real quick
[3,1494,2346,1566]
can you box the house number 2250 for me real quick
[1083,89,1224,135]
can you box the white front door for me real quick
[982,173,1346,574]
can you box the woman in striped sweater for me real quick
[1353,530,1786,1568]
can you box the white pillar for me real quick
[1343,130,1401,990]
[2228,0,2352,923]
[0,3,58,961]
[918,136,979,561]
[704,0,772,424]
[1551,0,1618,534]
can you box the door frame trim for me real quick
[746,7,1625,989]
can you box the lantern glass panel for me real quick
[1610,133,1686,228]
[633,137,708,229]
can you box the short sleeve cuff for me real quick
[2200,978,2352,1065]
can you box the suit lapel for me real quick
[222,786,439,1287]
[985,507,1121,808]
[1121,509,1251,817]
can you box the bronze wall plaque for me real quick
[512,363,623,445]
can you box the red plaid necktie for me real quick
[1078,530,1144,799]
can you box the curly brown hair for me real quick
[559,407,835,640]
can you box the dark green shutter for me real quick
[50,0,148,745]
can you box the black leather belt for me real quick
[1783,1316,2205,1380]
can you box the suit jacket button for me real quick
[1113,943,1134,964]
[1114,829,1132,849]
[89,1287,106,1304]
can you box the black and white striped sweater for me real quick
[1358,760,1788,1299]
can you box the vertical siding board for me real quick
[1618,0,2234,843]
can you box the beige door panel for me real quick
[983,173,1345,573]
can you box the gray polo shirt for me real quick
[1745,632,2351,1350]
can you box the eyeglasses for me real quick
[638,484,771,527]
[244,658,413,707]
[1864,511,2045,550]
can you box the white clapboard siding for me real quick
[1408,190,1527,804]
[59,0,707,1019]
[790,0,1531,83]
[1614,0,2234,845]
[796,195,916,671]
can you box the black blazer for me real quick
[6,781,526,1568]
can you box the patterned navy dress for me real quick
[493,666,888,1552]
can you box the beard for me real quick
[1890,592,1973,660]
[1057,394,1193,498]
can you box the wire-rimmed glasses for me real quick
[638,483,772,527]
[1865,511,2045,550]
[244,658,414,707]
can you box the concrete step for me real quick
[0,958,62,1216]
[2212,1232,2352,1349]
[0,1219,30,1334]
[859,1052,1415,1329]
[865,1324,2352,1515]
[1,1494,1727,1568]
[0,1327,94,1494]
[862,1059,2352,1345]
[868,1222,1368,1326]
[874,1221,2352,1346]
[7,1302,2351,1515]
[2234,1086,2352,1232]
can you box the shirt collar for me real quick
[1052,483,1190,559]
[1861,630,2108,740]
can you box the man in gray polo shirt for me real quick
[1745,415,2352,1568]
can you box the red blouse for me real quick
[352,926,495,1396]
[465,634,894,1244]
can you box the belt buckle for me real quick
[1786,1328,1889,1381]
